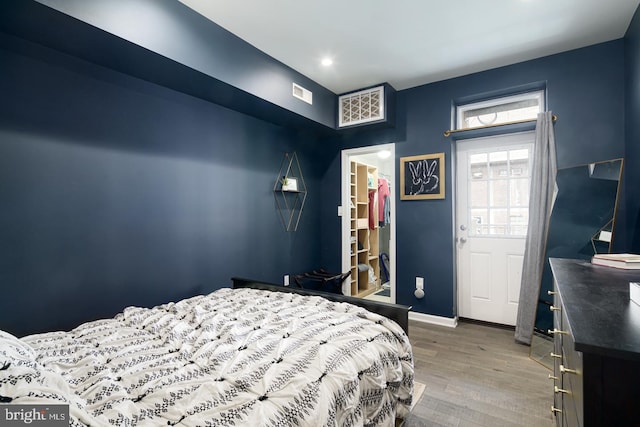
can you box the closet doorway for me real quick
[341,144,395,303]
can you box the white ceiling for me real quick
[179,0,639,94]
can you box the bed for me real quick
[0,278,414,426]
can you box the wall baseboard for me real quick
[409,311,458,328]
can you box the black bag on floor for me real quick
[292,269,351,295]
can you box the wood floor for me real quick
[404,319,555,427]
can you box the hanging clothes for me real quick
[378,178,390,227]
[368,189,376,230]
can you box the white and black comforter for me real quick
[1,288,414,426]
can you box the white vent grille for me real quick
[339,86,384,127]
[292,83,313,104]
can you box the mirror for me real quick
[529,158,624,369]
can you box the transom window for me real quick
[468,146,532,237]
[456,91,544,131]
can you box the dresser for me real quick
[548,258,640,426]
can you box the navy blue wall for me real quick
[0,34,326,337]
[625,8,640,253]
[321,40,626,318]
[0,0,336,130]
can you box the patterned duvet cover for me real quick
[1,287,414,426]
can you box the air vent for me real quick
[292,83,313,105]
[339,85,384,127]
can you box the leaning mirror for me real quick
[529,158,624,369]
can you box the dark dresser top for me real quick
[549,257,640,361]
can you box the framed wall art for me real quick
[400,152,445,200]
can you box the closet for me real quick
[349,160,380,297]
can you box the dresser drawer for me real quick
[560,325,582,427]
[551,284,563,373]
[551,285,582,427]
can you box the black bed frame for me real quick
[231,277,411,334]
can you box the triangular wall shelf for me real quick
[273,152,307,232]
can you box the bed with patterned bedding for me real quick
[0,286,414,426]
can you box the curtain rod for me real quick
[443,114,558,137]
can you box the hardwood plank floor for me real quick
[405,319,555,427]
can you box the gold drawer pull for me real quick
[554,386,570,394]
[548,329,568,335]
[548,290,557,296]
[560,365,578,375]
[550,352,562,359]
[551,406,562,414]
[550,305,561,312]
[548,374,558,381]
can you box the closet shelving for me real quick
[349,160,380,297]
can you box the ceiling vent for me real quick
[339,85,384,127]
[292,83,313,105]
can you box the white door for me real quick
[456,132,534,325]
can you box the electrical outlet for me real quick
[284,275,290,286]
[416,277,424,290]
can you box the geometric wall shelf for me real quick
[273,152,307,232]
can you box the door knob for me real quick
[460,224,467,231]
[459,237,467,243]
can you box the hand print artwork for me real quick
[400,153,445,200]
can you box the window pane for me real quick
[510,148,529,161]
[462,104,540,129]
[489,151,508,178]
[456,91,544,131]
[491,165,509,178]
[469,181,488,208]
[463,99,539,118]
[490,208,508,235]
[510,149,529,177]
[470,153,487,163]
[470,153,487,179]
[490,180,509,207]
[510,208,529,236]
[470,180,488,207]
[510,178,529,207]
[510,164,526,177]
[470,209,488,235]
[489,151,508,162]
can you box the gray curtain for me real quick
[514,111,557,345]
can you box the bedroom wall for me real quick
[0,34,328,337]
[320,40,626,319]
[0,0,336,130]
[625,7,640,253]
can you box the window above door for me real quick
[456,90,545,132]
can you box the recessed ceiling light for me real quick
[321,57,333,67]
